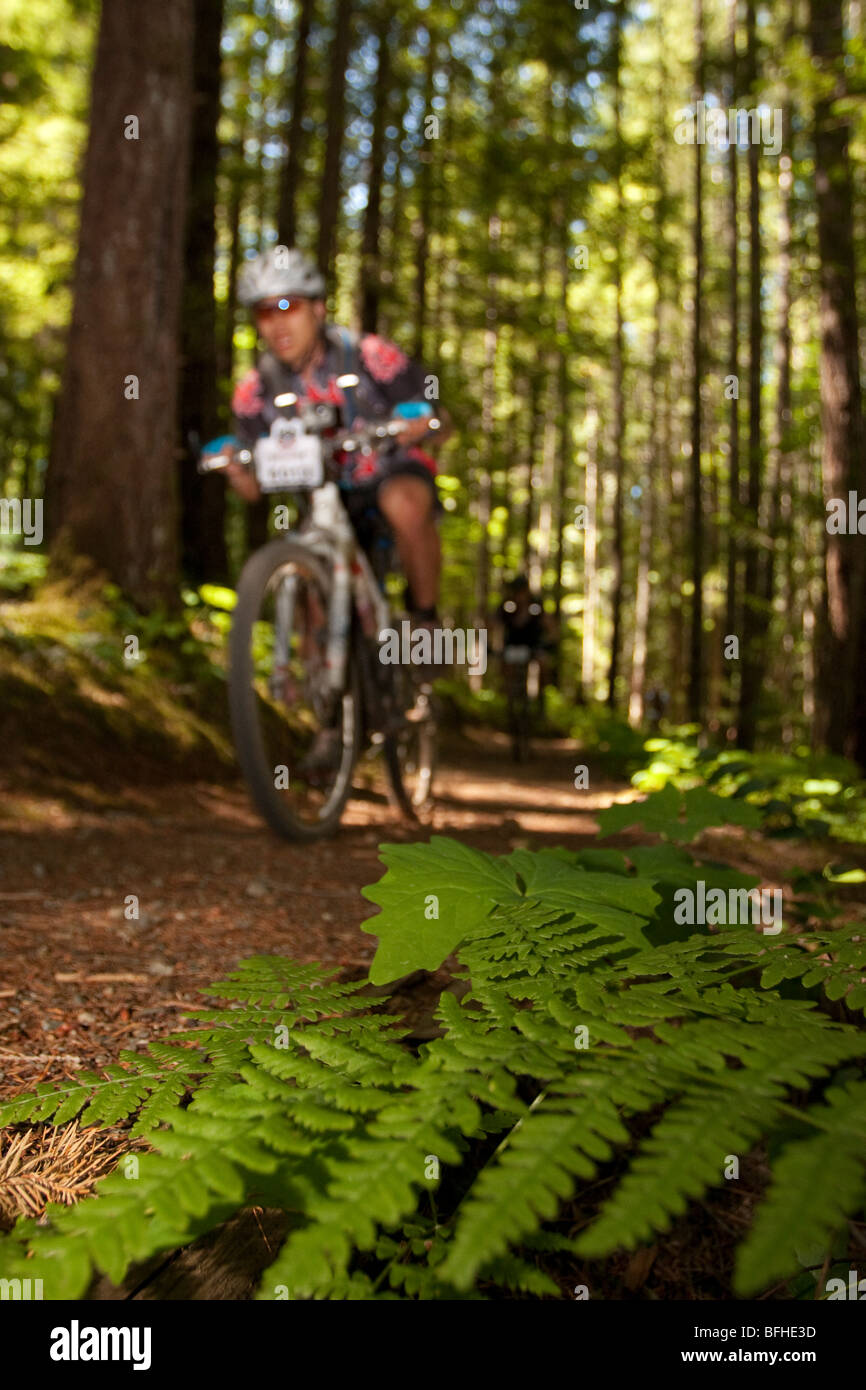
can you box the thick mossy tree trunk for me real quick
[46,0,194,608]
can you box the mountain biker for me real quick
[219,247,450,630]
[495,575,555,717]
[496,575,549,657]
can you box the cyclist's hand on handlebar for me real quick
[206,445,261,502]
[394,416,434,448]
[225,457,262,503]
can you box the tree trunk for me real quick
[317,0,353,283]
[724,0,741,729]
[667,355,687,721]
[606,6,626,710]
[413,28,436,360]
[551,180,573,682]
[581,406,600,701]
[521,367,540,567]
[277,0,316,247]
[809,0,866,760]
[46,0,194,607]
[475,212,500,629]
[360,9,392,335]
[429,52,452,353]
[764,83,794,685]
[736,0,765,750]
[179,0,227,585]
[629,281,662,727]
[219,125,247,391]
[688,0,705,723]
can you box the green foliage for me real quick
[631,740,866,844]
[0,1044,203,1134]
[597,782,762,842]
[2,797,866,1300]
[0,580,235,792]
[0,545,47,594]
[734,1079,866,1294]
[0,0,95,486]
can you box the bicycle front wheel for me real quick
[383,668,437,820]
[228,538,361,840]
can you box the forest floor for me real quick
[0,724,837,1097]
[0,578,861,1301]
[0,727,635,1095]
[0,661,860,1299]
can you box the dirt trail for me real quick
[0,728,631,1094]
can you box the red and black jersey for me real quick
[231,327,439,486]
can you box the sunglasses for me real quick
[254,297,308,318]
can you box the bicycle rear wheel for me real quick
[229,538,361,840]
[382,668,437,820]
[505,666,531,763]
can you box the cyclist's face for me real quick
[254,296,325,368]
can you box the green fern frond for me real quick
[0,1046,204,1131]
[442,1092,628,1288]
[2,829,865,1302]
[735,1079,866,1294]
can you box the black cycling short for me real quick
[339,452,441,542]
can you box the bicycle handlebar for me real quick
[196,411,441,476]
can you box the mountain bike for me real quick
[198,403,438,841]
[502,645,542,763]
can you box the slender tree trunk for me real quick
[317,0,353,282]
[475,212,500,629]
[219,125,246,391]
[46,0,194,606]
[809,0,866,759]
[737,0,765,749]
[551,183,573,681]
[630,284,662,727]
[606,6,626,709]
[535,89,560,598]
[429,53,452,353]
[688,0,705,722]
[522,369,540,566]
[179,0,227,585]
[413,27,436,358]
[724,0,741,728]
[359,9,392,334]
[764,91,793,664]
[277,0,316,247]
[523,85,554,578]
[582,407,600,702]
[534,365,558,593]
[668,351,687,720]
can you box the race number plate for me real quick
[254,420,324,492]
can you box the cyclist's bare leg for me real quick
[377,475,440,611]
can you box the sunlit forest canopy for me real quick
[1,0,865,758]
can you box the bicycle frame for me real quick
[277,480,390,697]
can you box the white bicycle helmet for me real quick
[237,247,326,307]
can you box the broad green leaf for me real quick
[361,837,522,982]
